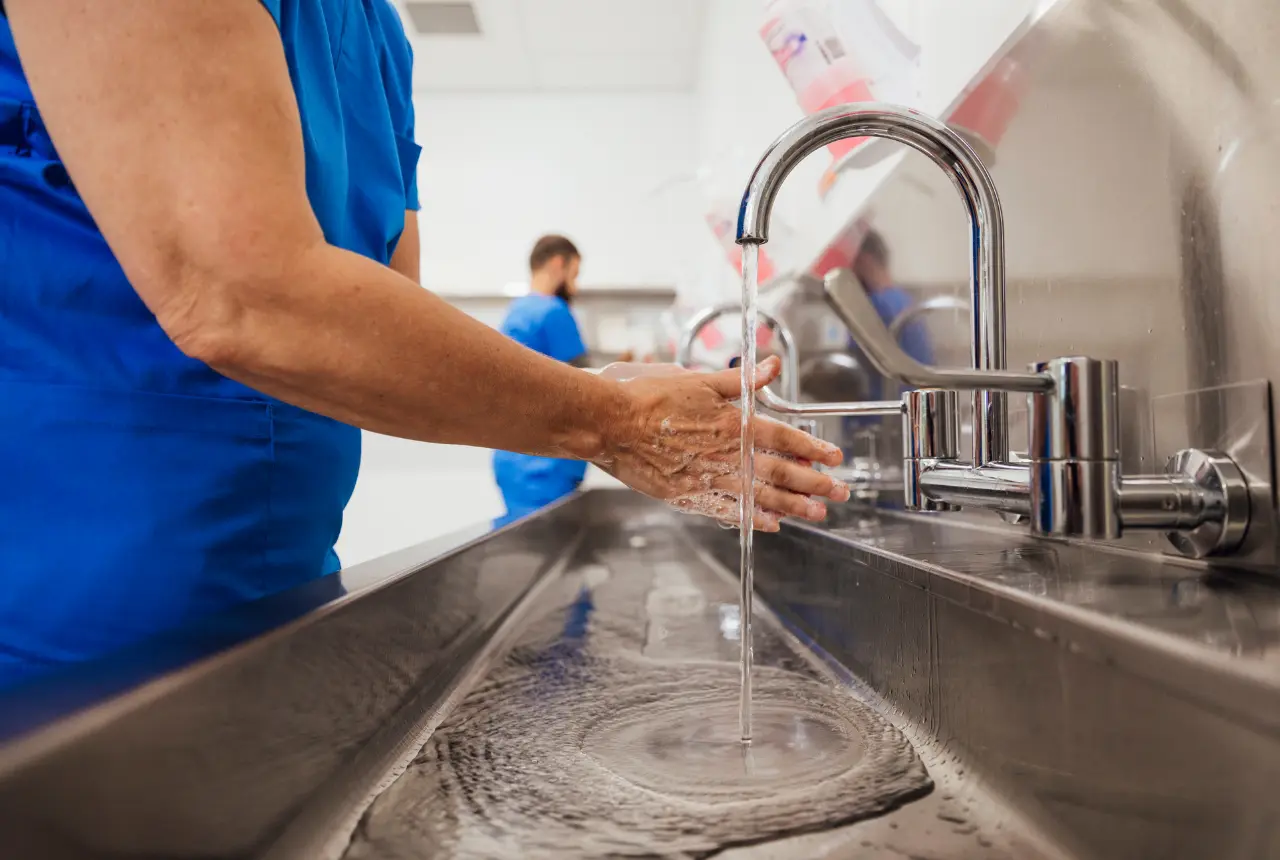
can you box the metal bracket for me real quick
[1151,380,1277,567]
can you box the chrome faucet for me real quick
[888,295,968,340]
[676,303,802,408]
[736,103,1252,558]
[675,301,898,426]
[739,103,1015,466]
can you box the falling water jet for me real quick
[738,244,760,744]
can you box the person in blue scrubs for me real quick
[0,1,850,689]
[494,236,593,523]
[843,228,935,441]
[849,227,931,404]
[851,229,934,373]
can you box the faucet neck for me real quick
[736,102,1010,465]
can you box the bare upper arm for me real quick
[389,210,420,284]
[6,0,324,342]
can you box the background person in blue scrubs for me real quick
[842,228,935,442]
[0,0,850,689]
[851,229,934,372]
[494,235,600,523]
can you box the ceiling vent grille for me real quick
[402,1,482,36]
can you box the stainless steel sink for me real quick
[0,489,1277,858]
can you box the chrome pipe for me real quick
[1119,476,1221,531]
[756,386,901,418]
[825,269,1054,395]
[675,302,801,406]
[888,295,968,339]
[918,461,1032,515]
[737,102,1012,466]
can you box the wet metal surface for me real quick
[346,509,1055,860]
[690,501,1280,860]
[0,491,1278,858]
[346,519,931,858]
[0,506,577,859]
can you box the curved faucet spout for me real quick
[734,102,1009,466]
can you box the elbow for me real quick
[145,264,261,373]
[121,215,325,374]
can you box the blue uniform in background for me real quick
[867,285,935,375]
[0,1,421,687]
[493,295,589,524]
[843,286,935,437]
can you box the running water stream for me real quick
[738,244,760,744]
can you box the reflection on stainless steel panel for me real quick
[689,503,1280,860]
[783,0,1280,571]
[887,294,969,339]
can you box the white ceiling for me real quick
[395,0,710,93]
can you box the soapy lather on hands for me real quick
[593,356,849,531]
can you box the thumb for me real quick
[704,355,781,399]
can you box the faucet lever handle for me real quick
[823,269,1053,395]
[755,385,901,418]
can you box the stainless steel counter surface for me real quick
[0,490,1277,858]
[0,504,580,858]
[687,504,1280,860]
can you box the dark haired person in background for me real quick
[493,236,612,523]
[852,229,934,369]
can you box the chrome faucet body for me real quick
[736,103,1253,558]
[888,295,969,340]
[676,302,802,404]
[674,302,899,424]
[738,103,1011,467]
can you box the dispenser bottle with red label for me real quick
[761,0,875,162]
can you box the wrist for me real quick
[560,375,637,464]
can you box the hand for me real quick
[596,361,689,382]
[597,356,849,531]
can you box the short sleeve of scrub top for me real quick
[368,0,421,212]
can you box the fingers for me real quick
[668,492,783,532]
[703,355,781,398]
[755,453,851,502]
[754,417,844,468]
[706,472,835,523]
[752,483,828,522]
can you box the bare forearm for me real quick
[198,242,631,460]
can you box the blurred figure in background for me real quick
[493,236,592,523]
[851,228,933,370]
[842,228,936,450]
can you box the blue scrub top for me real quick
[843,285,934,437]
[0,1,421,686]
[493,295,589,520]
[868,285,935,371]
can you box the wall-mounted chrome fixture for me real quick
[888,295,969,340]
[736,103,1253,558]
[676,303,799,416]
[676,302,902,426]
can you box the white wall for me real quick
[413,93,703,294]
[337,92,696,566]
